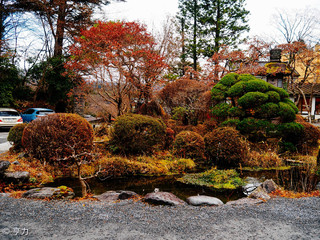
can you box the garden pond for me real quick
[45,167,320,203]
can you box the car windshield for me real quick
[0,111,19,117]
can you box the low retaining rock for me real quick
[22,187,75,200]
[4,171,30,183]
[187,195,224,206]
[226,197,264,206]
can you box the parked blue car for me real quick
[21,108,55,123]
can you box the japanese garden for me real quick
[0,0,320,239]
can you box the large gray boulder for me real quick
[144,192,186,206]
[4,171,30,183]
[94,191,120,202]
[0,160,10,174]
[94,190,139,202]
[22,187,75,200]
[187,195,224,206]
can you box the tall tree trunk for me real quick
[0,0,5,54]
[192,0,198,71]
[214,0,221,53]
[181,16,186,76]
[54,0,67,57]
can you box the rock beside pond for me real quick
[0,193,9,198]
[118,190,139,200]
[187,195,224,206]
[95,191,120,202]
[261,179,279,193]
[243,177,262,196]
[0,160,10,174]
[249,186,271,201]
[226,197,264,206]
[144,192,186,206]
[4,171,30,183]
[94,190,139,202]
[22,187,75,200]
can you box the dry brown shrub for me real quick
[244,150,283,168]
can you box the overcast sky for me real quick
[103,0,320,41]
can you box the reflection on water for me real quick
[46,167,319,202]
[46,175,245,203]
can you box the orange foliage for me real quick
[270,189,320,198]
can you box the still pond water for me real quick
[46,167,319,203]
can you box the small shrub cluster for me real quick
[178,168,244,189]
[244,150,283,169]
[173,131,205,161]
[204,127,249,168]
[110,114,166,154]
[295,115,320,154]
[7,123,28,151]
[22,113,94,164]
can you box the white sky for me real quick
[102,0,320,41]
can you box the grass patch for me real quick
[178,168,244,190]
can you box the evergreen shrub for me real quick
[7,123,28,151]
[110,114,166,154]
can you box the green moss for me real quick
[178,168,244,190]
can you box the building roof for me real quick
[288,83,320,95]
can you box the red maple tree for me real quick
[66,21,167,116]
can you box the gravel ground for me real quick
[0,195,319,240]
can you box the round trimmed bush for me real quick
[204,127,249,168]
[110,114,166,154]
[173,131,205,161]
[296,115,320,147]
[7,123,28,151]
[22,113,94,163]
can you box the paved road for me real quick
[0,130,10,153]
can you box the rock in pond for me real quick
[187,195,224,206]
[4,171,30,183]
[22,187,75,200]
[249,186,271,201]
[144,192,186,206]
[226,197,264,206]
[94,190,139,202]
[0,160,10,174]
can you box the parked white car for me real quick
[0,108,23,128]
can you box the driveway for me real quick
[0,130,10,153]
